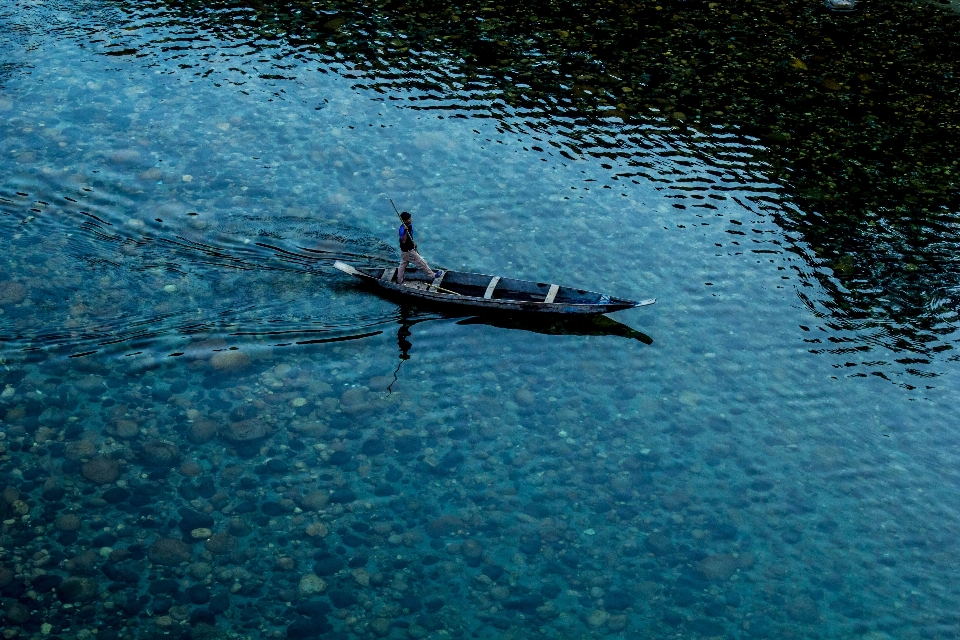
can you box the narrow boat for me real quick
[333,261,654,315]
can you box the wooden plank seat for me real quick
[544,284,559,304]
[483,276,500,299]
[428,270,447,292]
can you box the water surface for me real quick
[2,1,960,639]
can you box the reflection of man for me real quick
[396,211,442,284]
[397,323,412,361]
[387,310,414,395]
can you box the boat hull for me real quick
[372,279,635,314]
[334,262,654,316]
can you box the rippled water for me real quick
[2,0,960,639]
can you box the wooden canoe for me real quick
[333,261,654,315]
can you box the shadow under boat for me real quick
[384,306,652,391]
[393,304,653,346]
[453,313,653,344]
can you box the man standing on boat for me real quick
[397,211,442,284]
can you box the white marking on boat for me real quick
[483,276,500,299]
[381,268,396,282]
[544,284,560,304]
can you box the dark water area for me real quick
[4,0,960,372]
[109,0,960,366]
[2,0,960,639]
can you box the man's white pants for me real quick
[397,250,435,282]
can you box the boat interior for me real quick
[359,266,618,305]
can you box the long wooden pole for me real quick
[388,199,460,295]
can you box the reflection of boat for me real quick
[334,261,655,316]
[383,306,653,392]
[455,314,653,344]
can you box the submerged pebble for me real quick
[81,458,119,484]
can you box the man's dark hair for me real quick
[400,211,411,221]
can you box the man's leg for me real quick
[397,255,408,283]
[408,251,436,280]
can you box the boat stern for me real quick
[333,261,363,277]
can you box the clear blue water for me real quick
[2,1,960,639]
